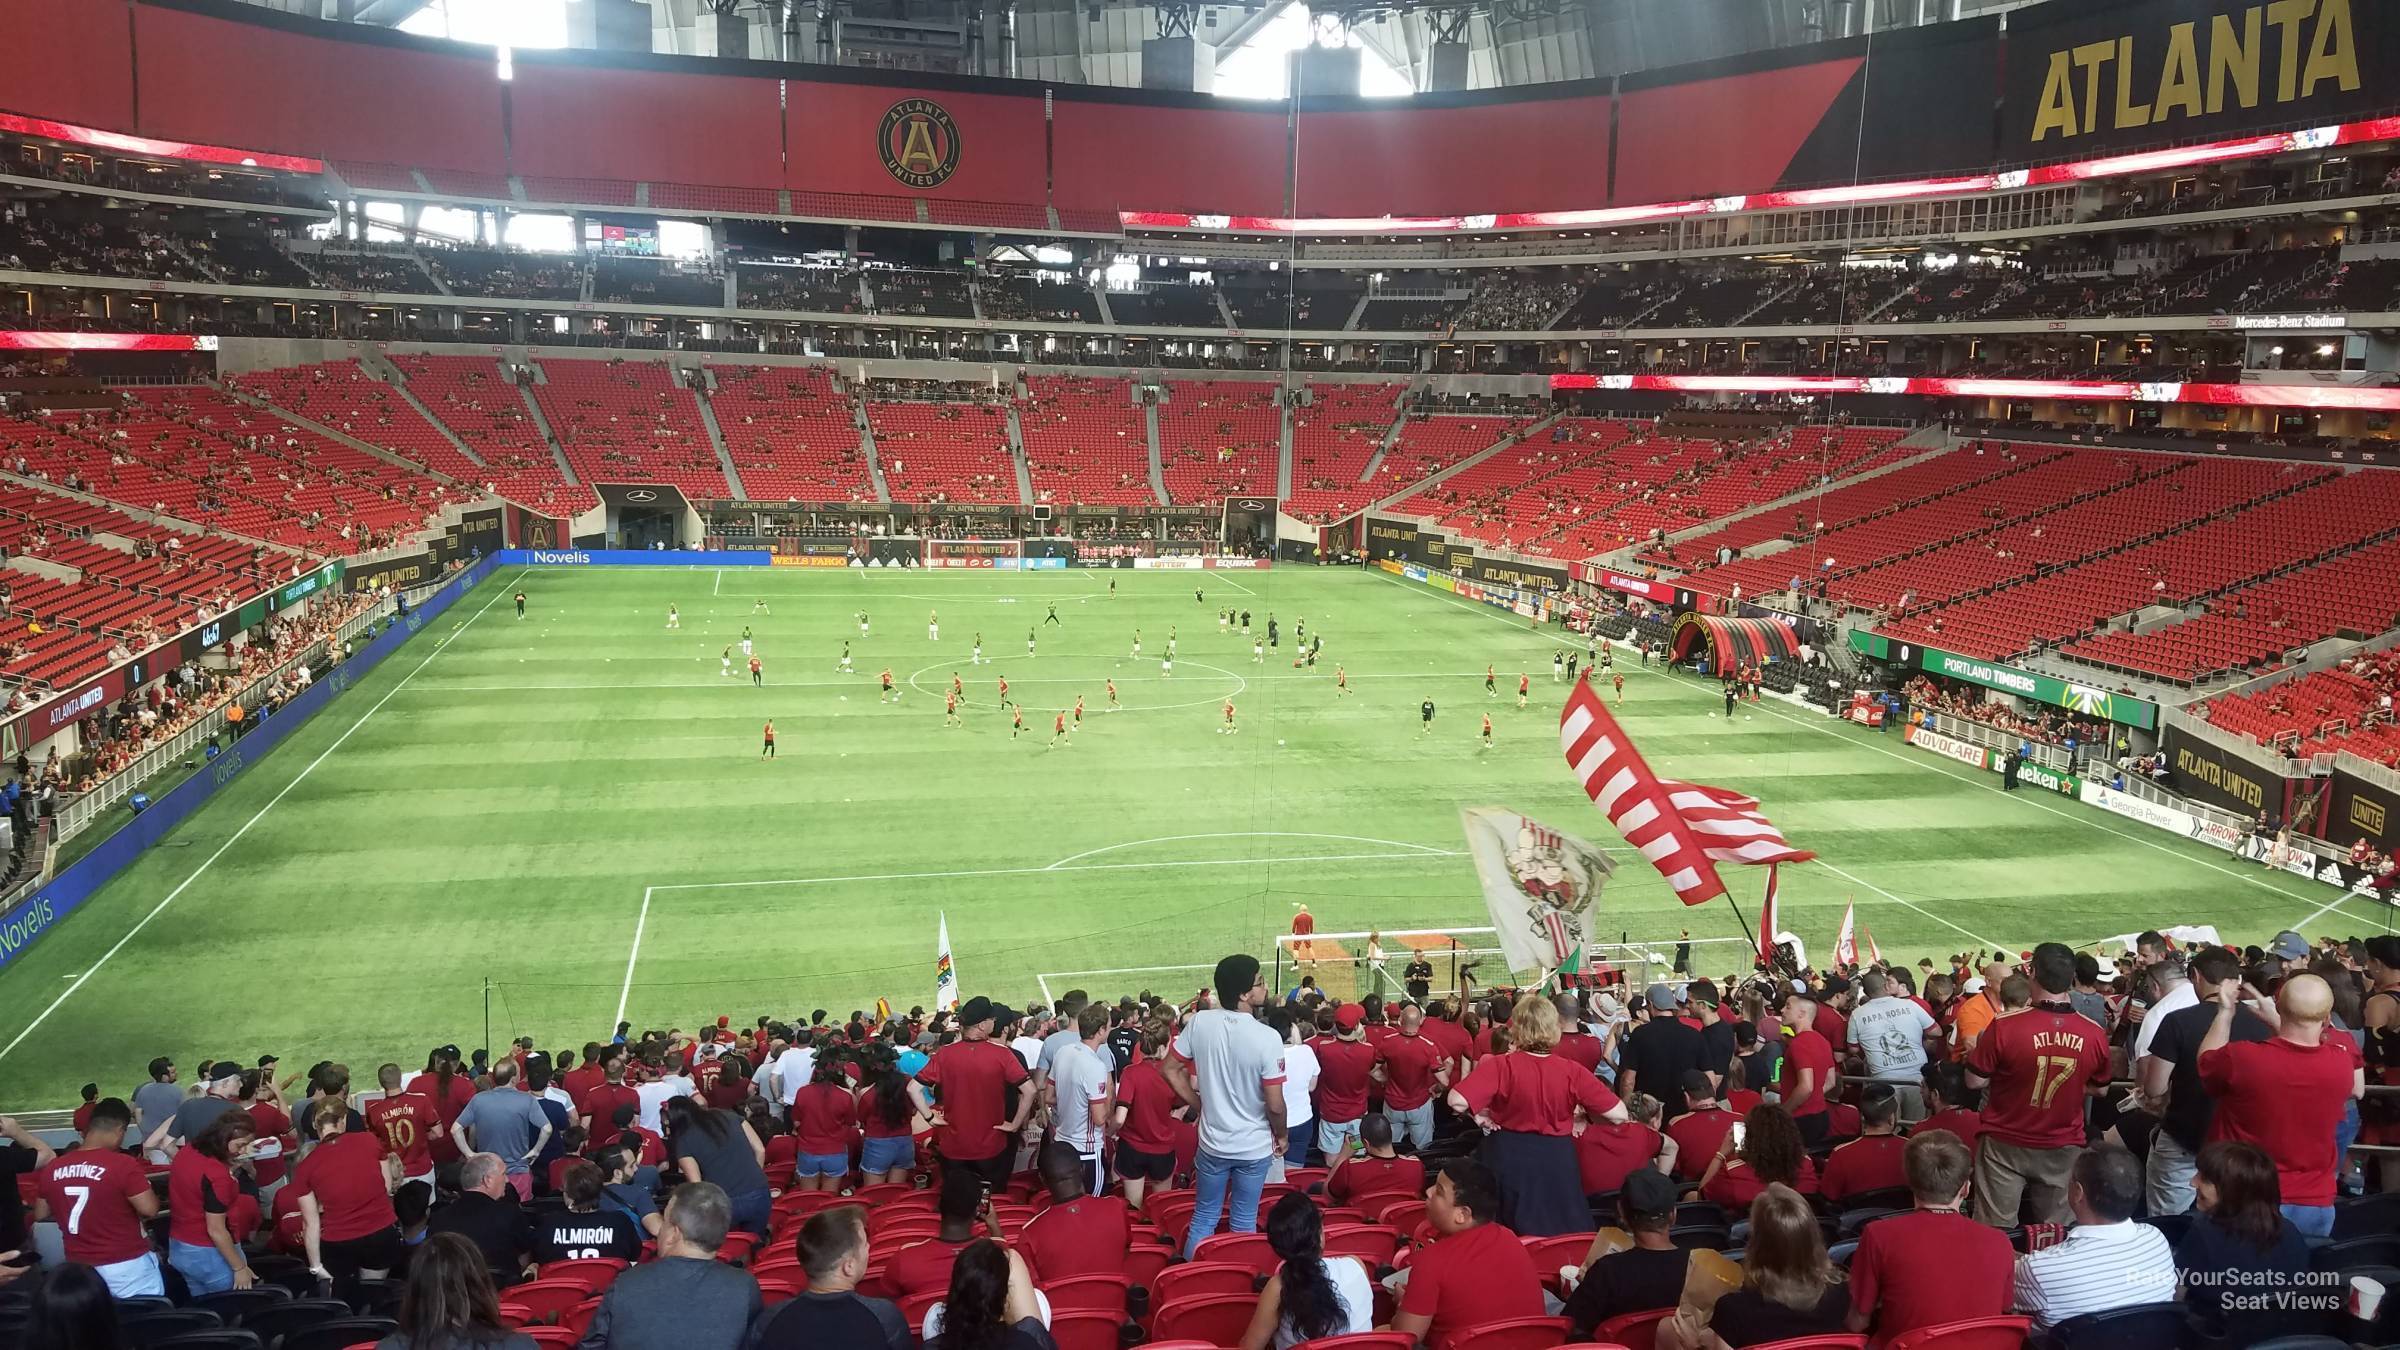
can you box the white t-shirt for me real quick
[1049,1040,1113,1154]
[1272,1256,1373,1348]
[2133,980,2198,1062]
[1280,1040,1321,1130]
[1173,1008,1288,1161]
[1847,996,1937,1080]
[1011,1035,1046,1070]
[773,1048,814,1106]
[635,1075,693,1133]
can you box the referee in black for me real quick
[1420,696,1437,736]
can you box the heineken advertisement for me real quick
[1989,755,2079,798]
[1915,644,2157,731]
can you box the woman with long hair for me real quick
[377,1232,535,1350]
[859,1048,924,1185]
[1447,993,1630,1235]
[291,1105,401,1300]
[661,1095,770,1235]
[23,1263,120,1350]
[2179,1141,2310,1344]
[1662,1184,1847,1349]
[789,1053,860,1192]
[1111,1020,1184,1211]
[922,1239,1048,1350]
[1697,1104,1817,1209]
[166,1109,258,1294]
[1237,1193,1371,1349]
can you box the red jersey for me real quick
[1327,1153,1424,1205]
[748,658,761,675]
[997,678,1009,696]
[1664,1105,1740,1180]
[881,671,893,688]
[762,723,775,742]
[1820,1134,1909,1201]
[1455,1052,1622,1135]
[1481,715,1492,732]
[1399,1219,1545,1349]
[1378,1033,1443,1112]
[2199,1035,2357,1206]
[914,1037,1029,1162]
[1963,1004,2110,1150]
[1017,1195,1130,1281]
[578,1083,642,1138]
[1849,1210,2015,1346]
[1776,1028,1835,1118]
[791,1082,859,1155]
[288,1132,397,1241]
[1518,675,1529,693]
[1114,1059,1181,1154]
[1914,1107,1982,1153]
[168,1148,241,1248]
[1419,1017,1471,1076]
[1553,1031,1606,1073]
[1291,910,1314,935]
[246,1101,294,1187]
[38,1147,154,1265]
[1703,1154,1818,1209]
[365,1092,439,1175]
[1575,1120,1663,1197]
[946,693,958,712]
[561,1064,604,1104]
[858,1084,915,1140]
[887,1236,974,1296]
[1054,713,1067,733]
[1312,1038,1380,1122]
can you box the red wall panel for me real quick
[1051,99,1288,218]
[0,0,135,132]
[787,82,1045,203]
[1613,58,1861,204]
[1291,96,1612,217]
[131,6,504,172]
[510,64,781,187]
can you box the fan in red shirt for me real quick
[1698,1103,1818,1209]
[560,1043,607,1105]
[2196,973,2360,1220]
[1291,903,1314,936]
[1326,1115,1425,1206]
[289,1109,401,1289]
[886,1169,992,1295]
[789,1058,860,1191]
[576,1057,642,1154]
[1552,992,1607,1072]
[1450,994,1627,1237]
[908,996,1032,1189]
[364,1064,441,1185]
[169,1111,261,1290]
[1111,1025,1185,1209]
[1312,1005,1383,1145]
[1575,1110,1666,1199]
[1846,1129,2015,1346]
[1964,943,2110,1227]
[410,1052,476,1163]
[1375,1006,1448,1151]
[1015,1144,1130,1281]
[1820,1086,1910,1202]
[1775,991,1838,1146]
[1914,1063,1982,1155]
[1663,1073,1741,1180]
[35,1100,163,1297]
[1392,1159,1547,1349]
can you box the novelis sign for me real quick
[1915,645,2159,730]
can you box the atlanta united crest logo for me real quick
[878,99,961,189]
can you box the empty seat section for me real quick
[1282,383,1403,523]
[533,359,732,501]
[1020,377,1151,507]
[1158,382,1278,503]
[707,366,874,503]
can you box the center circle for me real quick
[906,657,1248,713]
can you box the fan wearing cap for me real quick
[1617,985,1707,1122]
[141,1058,246,1162]
[1449,993,1629,1237]
[1563,1166,1691,1339]
[908,996,1032,1192]
[1311,1004,1382,1161]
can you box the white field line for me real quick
[0,567,528,1066]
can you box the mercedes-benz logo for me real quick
[625,489,659,503]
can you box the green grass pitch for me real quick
[0,563,2379,1109]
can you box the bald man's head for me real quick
[1981,962,2011,986]
[2279,973,2333,1025]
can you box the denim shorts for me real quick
[796,1151,851,1178]
[861,1135,916,1174]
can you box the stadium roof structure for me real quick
[226,0,2025,92]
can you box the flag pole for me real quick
[1719,884,1761,963]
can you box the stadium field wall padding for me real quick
[0,557,497,974]
[494,549,775,567]
[14,0,2360,220]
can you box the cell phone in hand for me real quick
[1730,1123,1747,1150]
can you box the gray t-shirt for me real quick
[132,1081,184,1136]
[1846,996,1937,1081]
[168,1095,239,1144]
[456,1088,551,1174]
[1049,1041,1113,1154]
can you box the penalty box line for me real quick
[613,841,1475,1026]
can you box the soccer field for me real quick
[0,563,2374,1109]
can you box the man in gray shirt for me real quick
[143,1060,245,1159]
[131,1057,183,1161]
[455,1061,553,1199]
[577,1183,759,1350]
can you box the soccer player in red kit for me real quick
[1613,671,1626,706]
[1105,678,1119,711]
[1012,705,1025,739]
[1480,713,1493,748]
[748,655,763,687]
[1336,664,1351,697]
[1485,664,1497,697]
[997,675,1012,708]
[879,668,896,703]
[34,1098,163,1297]
[1517,672,1530,709]
[1220,699,1237,734]
[1073,694,1085,726]
[1964,942,2110,1227]
[760,720,775,759]
[1050,710,1070,748]
[951,672,964,700]
[945,689,961,727]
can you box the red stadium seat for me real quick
[1151,1292,1260,1347]
[1192,1231,1280,1275]
[534,1258,626,1292]
[1322,1224,1403,1268]
[1150,1261,1257,1310]
[898,1289,942,1332]
[557,1299,602,1338]
[499,1280,588,1323]
[1594,1308,1671,1350]
[1041,1273,1130,1314]
[1884,1316,2033,1350]
[1295,1334,1418,1349]
[1450,1316,1574,1349]
[1743,1337,1867,1350]
[1049,1309,1129,1350]
[524,1329,579,1350]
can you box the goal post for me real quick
[1272,929,1761,1004]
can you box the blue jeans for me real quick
[168,1240,236,1296]
[1284,1126,1313,1166]
[1184,1150,1272,1258]
[2281,1203,2335,1238]
[2337,1100,2361,1191]
[728,1187,773,1237]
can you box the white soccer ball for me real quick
[1278,739,1285,746]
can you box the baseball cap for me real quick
[1620,1167,1680,1218]
[2268,930,2309,961]
[1643,983,1678,1009]
[1333,1004,1366,1034]
[206,1061,242,1085]
[958,996,997,1027]
[1961,977,1987,993]
[1820,974,1851,998]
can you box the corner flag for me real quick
[935,912,959,1012]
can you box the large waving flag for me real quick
[1460,806,1618,975]
[1833,899,1859,968]
[935,912,959,1012]
[1560,673,1813,907]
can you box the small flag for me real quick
[873,997,892,1024]
[935,912,959,1012]
[1834,899,1858,969]
[1759,863,1783,967]
[1863,919,1883,966]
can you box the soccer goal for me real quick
[1271,929,1760,1004]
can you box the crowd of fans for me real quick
[4,927,2391,1350]
[1898,675,2120,755]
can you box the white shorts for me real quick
[95,1253,166,1299]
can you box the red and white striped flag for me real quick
[1560,674,1813,907]
[1833,899,1858,968]
[1759,864,1783,966]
